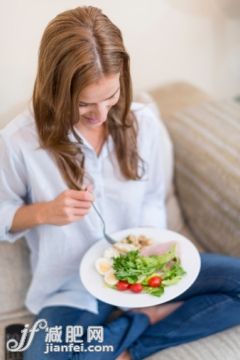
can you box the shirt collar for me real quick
[68,127,114,159]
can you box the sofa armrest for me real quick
[153,88,240,256]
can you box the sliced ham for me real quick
[140,241,179,257]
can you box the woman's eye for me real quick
[78,90,120,108]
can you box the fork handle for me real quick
[92,202,106,232]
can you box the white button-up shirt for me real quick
[0,103,166,315]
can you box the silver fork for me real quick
[92,202,116,245]
[81,177,116,245]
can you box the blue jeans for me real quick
[23,253,240,360]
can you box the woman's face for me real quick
[78,73,120,132]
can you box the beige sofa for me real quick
[0,82,239,359]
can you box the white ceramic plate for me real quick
[79,228,201,308]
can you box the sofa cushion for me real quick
[0,238,31,317]
[149,82,212,119]
[163,99,240,256]
[146,325,240,360]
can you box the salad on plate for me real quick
[95,234,186,297]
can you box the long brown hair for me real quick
[33,6,144,189]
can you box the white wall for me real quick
[1,0,240,126]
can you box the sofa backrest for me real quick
[163,98,240,256]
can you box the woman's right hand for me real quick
[39,188,94,226]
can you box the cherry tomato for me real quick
[147,276,162,288]
[129,283,143,293]
[116,281,129,291]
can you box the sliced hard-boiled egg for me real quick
[113,242,137,254]
[104,269,118,286]
[95,258,112,275]
[103,247,120,259]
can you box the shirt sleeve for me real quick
[0,135,30,242]
[138,107,167,229]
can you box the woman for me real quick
[0,6,239,360]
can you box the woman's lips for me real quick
[84,116,102,125]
